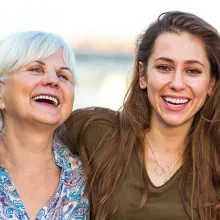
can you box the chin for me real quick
[38,120,61,128]
[32,114,63,127]
[162,116,192,127]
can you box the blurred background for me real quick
[1,0,219,110]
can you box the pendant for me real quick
[154,164,170,176]
[163,166,170,173]
[154,165,163,176]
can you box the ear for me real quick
[139,62,147,89]
[208,77,216,96]
[0,83,5,110]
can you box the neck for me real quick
[147,113,192,153]
[0,121,56,173]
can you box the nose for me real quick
[41,71,60,89]
[169,71,186,91]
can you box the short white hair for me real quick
[0,31,76,86]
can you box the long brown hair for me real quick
[72,11,220,219]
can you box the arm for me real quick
[62,107,117,156]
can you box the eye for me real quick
[58,74,68,80]
[28,67,43,73]
[187,69,202,74]
[156,65,172,72]
[58,73,69,81]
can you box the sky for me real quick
[1,0,220,110]
[1,0,220,45]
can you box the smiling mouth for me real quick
[32,95,59,106]
[163,96,189,107]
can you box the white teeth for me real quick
[32,95,58,106]
[166,102,185,107]
[164,97,189,104]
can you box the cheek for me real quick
[193,83,209,104]
[69,92,74,107]
[145,79,163,109]
[3,81,30,105]
[63,88,74,110]
[147,76,166,96]
[192,77,210,95]
[189,79,211,113]
[11,77,37,105]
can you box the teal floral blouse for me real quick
[0,144,89,219]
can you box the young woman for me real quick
[0,31,89,219]
[63,11,220,219]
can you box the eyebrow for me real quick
[35,60,45,65]
[155,57,204,67]
[35,60,71,71]
[60,67,71,71]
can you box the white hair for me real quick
[0,31,76,85]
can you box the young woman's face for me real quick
[139,32,215,128]
[0,51,74,129]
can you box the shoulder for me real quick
[62,107,117,154]
[66,107,117,128]
[54,144,86,194]
[53,145,89,217]
[54,144,85,179]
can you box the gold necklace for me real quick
[147,139,183,183]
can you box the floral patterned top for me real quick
[0,144,89,219]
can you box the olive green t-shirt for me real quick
[63,107,199,220]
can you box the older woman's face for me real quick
[0,51,74,128]
[139,32,215,128]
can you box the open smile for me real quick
[32,94,60,106]
[162,96,190,109]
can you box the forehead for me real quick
[150,32,209,65]
[40,51,65,63]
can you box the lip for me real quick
[161,96,190,111]
[31,93,61,105]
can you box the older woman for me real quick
[0,32,89,219]
[63,11,220,220]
